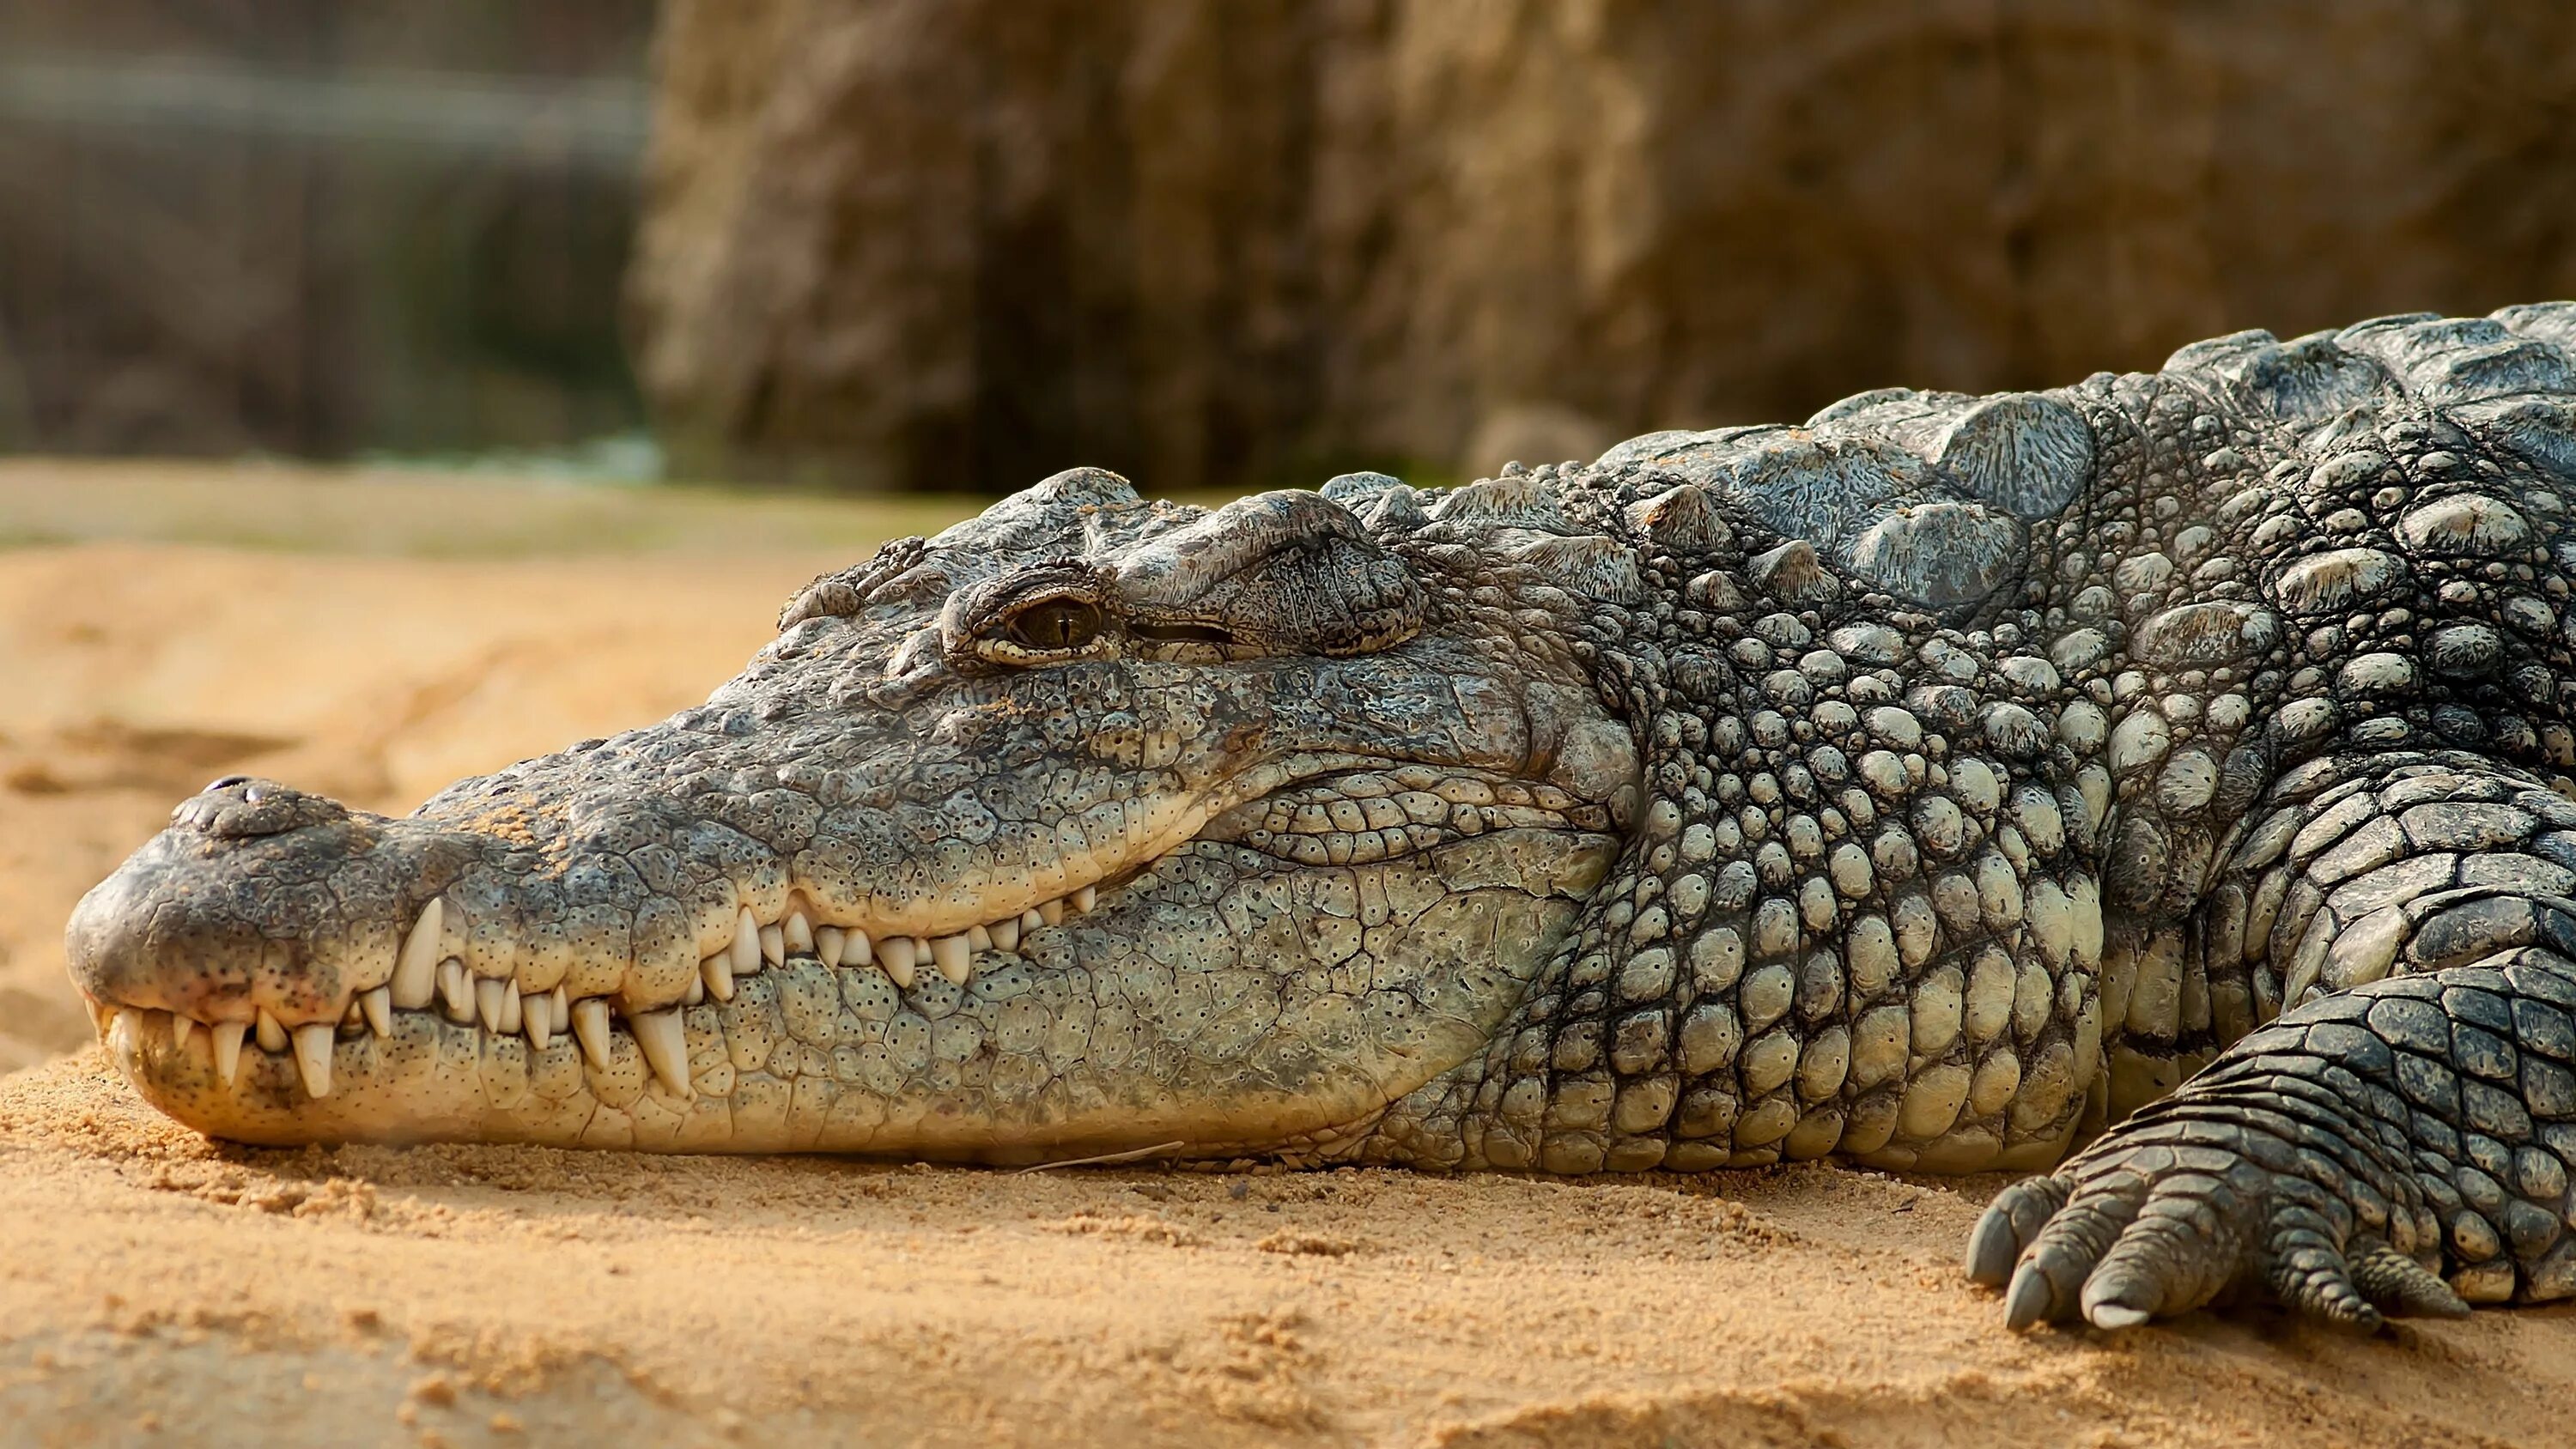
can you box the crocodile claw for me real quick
[1970,1141,2468,1333]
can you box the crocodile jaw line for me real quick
[76,755,1619,1155]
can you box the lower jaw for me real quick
[100,927,1406,1161]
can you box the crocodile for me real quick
[65,306,2576,1334]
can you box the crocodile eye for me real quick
[1004,597,1104,652]
[941,561,1116,670]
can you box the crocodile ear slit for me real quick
[1108,488,1428,658]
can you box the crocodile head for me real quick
[66,468,1637,1159]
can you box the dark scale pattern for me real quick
[1956,306,2576,1327]
[1445,492,2106,1177]
[1972,961,2576,1325]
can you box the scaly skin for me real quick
[67,305,2576,1332]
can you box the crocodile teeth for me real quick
[989,916,1020,952]
[106,1009,138,1067]
[359,986,392,1038]
[759,924,785,967]
[171,1012,196,1051]
[731,907,761,978]
[702,950,735,1002]
[929,933,971,986]
[476,978,507,1033]
[966,923,993,950]
[844,930,873,967]
[550,985,568,1027]
[784,910,814,954]
[571,997,611,1070]
[1019,908,1045,934]
[1038,900,1065,927]
[291,1022,333,1098]
[498,979,523,1035]
[210,1020,246,1086]
[439,958,473,1022]
[1072,885,1097,913]
[631,1008,690,1095]
[255,1007,289,1053]
[391,899,443,1009]
[816,926,846,967]
[523,991,552,1052]
[683,975,706,1007]
[878,936,918,989]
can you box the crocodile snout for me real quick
[67,778,435,1100]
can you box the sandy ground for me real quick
[1,462,2570,1447]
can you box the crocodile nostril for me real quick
[169,777,349,840]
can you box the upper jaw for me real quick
[64,746,1246,1100]
[67,737,1588,1108]
[66,766,1176,1106]
[76,837,1127,1108]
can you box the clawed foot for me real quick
[1965,1138,2470,1333]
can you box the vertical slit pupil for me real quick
[1010,598,1102,650]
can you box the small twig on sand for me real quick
[1014,1141,1188,1173]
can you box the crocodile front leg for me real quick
[1969,854,2576,1330]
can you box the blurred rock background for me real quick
[631,0,2576,494]
[8,0,2576,494]
[0,2,650,466]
